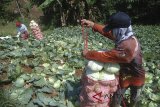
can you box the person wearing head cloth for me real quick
[16,21,29,40]
[81,12,145,107]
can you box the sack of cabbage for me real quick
[80,60,120,107]
[29,20,43,40]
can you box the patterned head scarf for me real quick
[112,25,134,45]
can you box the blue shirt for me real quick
[17,24,28,34]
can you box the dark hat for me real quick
[103,12,131,32]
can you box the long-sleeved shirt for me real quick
[84,23,145,87]
[17,24,28,34]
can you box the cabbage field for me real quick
[0,25,160,107]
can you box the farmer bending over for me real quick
[16,21,29,40]
[81,12,145,107]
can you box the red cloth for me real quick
[21,31,29,40]
[16,22,21,27]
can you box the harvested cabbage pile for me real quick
[30,20,43,40]
[85,60,120,81]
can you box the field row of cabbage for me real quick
[0,25,160,107]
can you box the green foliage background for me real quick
[0,0,160,27]
[0,25,160,107]
[0,0,160,107]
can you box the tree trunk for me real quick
[15,0,24,21]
